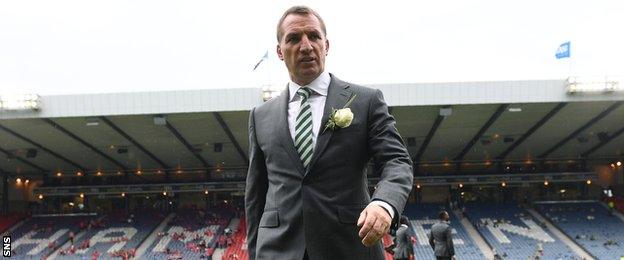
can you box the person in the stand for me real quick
[390,216,414,260]
[429,211,455,260]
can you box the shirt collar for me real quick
[288,71,330,102]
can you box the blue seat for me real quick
[536,202,624,260]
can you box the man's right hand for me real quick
[357,204,392,247]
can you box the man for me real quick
[429,211,455,260]
[389,216,414,260]
[245,6,413,260]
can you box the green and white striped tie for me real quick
[295,87,314,169]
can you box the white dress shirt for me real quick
[286,71,395,220]
[287,71,330,146]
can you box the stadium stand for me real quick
[56,210,165,259]
[605,197,624,213]
[221,217,248,260]
[0,214,24,233]
[536,201,624,260]
[142,206,235,259]
[9,215,94,259]
[404,203,485,260]
[466,203,578,259]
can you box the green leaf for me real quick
[342,94,357,109]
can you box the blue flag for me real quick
[555,41,570,59]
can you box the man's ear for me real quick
[325,39,330,56]
[277,44,284,60]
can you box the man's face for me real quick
[277,14,329,86]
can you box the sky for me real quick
[0,0,622,95]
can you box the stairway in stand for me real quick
[220,217,248,260]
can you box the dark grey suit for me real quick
[429,221,455,259]
[245,74,413,260]
[393,224,413,260]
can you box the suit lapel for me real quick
[275,87,306,174]
[306,75,352,175]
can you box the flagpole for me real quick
[568,42,572,77]
[556,41,572,78]
[267,51,271,88]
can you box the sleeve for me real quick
[446,226,455,256]
[369,200,395,219]
[245,107,269,260]
[367,89,414,230]
[428,230,435,249]
[405,229,415,254]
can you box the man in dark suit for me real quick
[245,5,413,260]
[429,211,455,260]
[390,216,414,260]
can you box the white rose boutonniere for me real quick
[323,94,357,133]
[333,108,354,128]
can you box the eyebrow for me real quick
[284,28,321,39]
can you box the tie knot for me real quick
[297,87,312,100]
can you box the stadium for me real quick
[1,77,623,260]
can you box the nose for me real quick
[299,35,313,53]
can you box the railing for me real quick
[34,171,597,196]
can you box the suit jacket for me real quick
[393,224,413,259]
[428,221,455,257]
[245,74,413,260]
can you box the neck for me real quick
[291,78,313,86]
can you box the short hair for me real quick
[438,211,448,220]
[400,215,410,225]
[276,5,327,42]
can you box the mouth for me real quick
[299,57,316,63]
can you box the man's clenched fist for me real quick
[357,204,392,247]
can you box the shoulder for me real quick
[430,223,439,230]
[330,74,380,98]
[252,91,283,116]
[399,225,410,234]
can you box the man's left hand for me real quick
[357,204,392,247]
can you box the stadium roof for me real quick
[1,79,623,176]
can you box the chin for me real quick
[298,69,320,78]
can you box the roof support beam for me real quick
[581,125,624,158]
[0,146,47,172]
[42,118,128,172]
[497,103,567,160]
[213,112,249,165]
[0,123,87,171]
[99,116,169,170]
[539,101,623,159]
[164,120,211,168]
[454,104,508,162]
[414,107,447,163]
